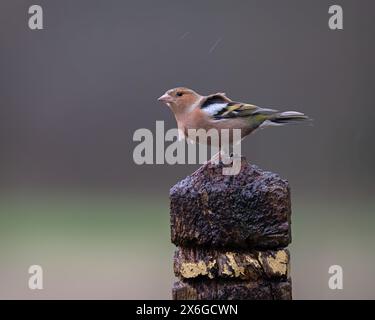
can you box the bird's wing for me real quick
[199,93,235,117]
[212,102,261,119]
[200,94,278,120]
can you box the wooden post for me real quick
[170,157,292,300]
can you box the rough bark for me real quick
[170,158,291,250]
[172,279,292,300]
[170,157,293,300]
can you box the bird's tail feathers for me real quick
[269,111,309,125]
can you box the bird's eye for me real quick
[176,91,184,97]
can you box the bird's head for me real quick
[158,87,202,114]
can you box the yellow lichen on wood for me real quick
[175,248,290,281]
[207,260,216,279]
[180,261,208,278]
[260,250,289,276]
[244,254,261,269]
[224,252,245,278]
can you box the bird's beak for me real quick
[158,93,173,103]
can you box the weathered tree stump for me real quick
[170,157,292,300]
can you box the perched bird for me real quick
[158,87,309,148]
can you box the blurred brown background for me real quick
[0,0,374,299]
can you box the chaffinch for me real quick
[158,87,308,147]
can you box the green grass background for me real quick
[0,193,374,299]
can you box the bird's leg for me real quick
[191,148,243,176]
[190,151,218,176]
[228,139,243,162]
[208,151,221,165]
[208,148,234,165]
